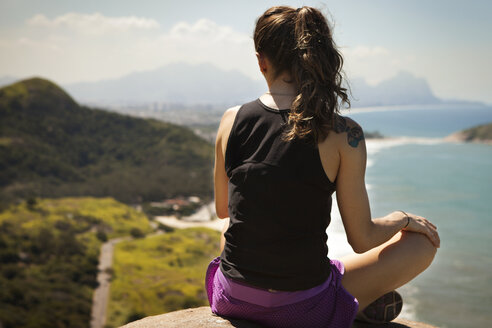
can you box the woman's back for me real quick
[220,98,335,291]
[208,5,439,327]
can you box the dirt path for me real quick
[90,202,221,328]
[90,236,130,328]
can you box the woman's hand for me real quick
[400,212,440,248]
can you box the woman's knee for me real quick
[401,230,437,269]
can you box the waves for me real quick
[366,136,445,165]
[327,137,446,321]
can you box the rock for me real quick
[119,306,437,328]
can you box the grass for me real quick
[106,227,220,327]
[0,196,153,328]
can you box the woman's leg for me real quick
[340,230,437,312]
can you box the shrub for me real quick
[125,311,146,324]
[130,228,144,239]
[96,230,108,242]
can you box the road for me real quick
[90,202,221,328]
[90,236,130,328]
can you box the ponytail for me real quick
[254,6,350,143]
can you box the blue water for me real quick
[368,142,492,327]
[327,105,492,327]
[346,104,492,138]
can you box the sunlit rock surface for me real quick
[120,306,437,328]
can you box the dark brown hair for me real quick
[253,6,350,143]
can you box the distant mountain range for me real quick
[1,63,484,108]
[0,77,214,205]
[65,63,266,107]
[349,71,440,106]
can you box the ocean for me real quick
[326,104,492,327]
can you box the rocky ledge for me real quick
[119,306,437,328]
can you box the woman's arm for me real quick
[333,117,440,253]
[214,106,240,219]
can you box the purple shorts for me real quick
[205,257,359,328]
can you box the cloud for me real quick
[134,18,257,80]
[341,45,415,85]
[26,12,160,35]
[168,19,250,44]
[0,14,259,84]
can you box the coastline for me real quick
[154,202,223,232]
[443,131,492,145]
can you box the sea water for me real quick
[326,104,492,327]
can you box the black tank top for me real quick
[220,98,336,291]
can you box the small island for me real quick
[365,130,384,139]
[446,121,492,144]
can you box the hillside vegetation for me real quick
[106,227,220,327]
[0,197,152,328]
[460,122,492,141]
[0,77,214,207]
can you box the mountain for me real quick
[64,62,266,106]
[349,71,441,107]
[63,65,452,107]
[445,121,492,144]
[65,65,440,107]
[0,77,214,205]
[4,67,480,109]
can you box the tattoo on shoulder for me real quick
[334,116,365,148]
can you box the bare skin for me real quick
[214,53,440,313]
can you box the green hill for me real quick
[460,122,492,141]
[0,78,214,206]
[0,197,153,328]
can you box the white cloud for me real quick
[0,14,259,84]
[142,18,256,75]
[168,19,250,44]
[342,45,415,85]
[26,12,160,35]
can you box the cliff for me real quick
[119,306,437,328]
[445,121,492,144]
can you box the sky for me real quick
[0,0,491,104]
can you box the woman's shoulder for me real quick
[219,98,260,124]
[332,114,365,149]
[318,115,366,183]
[218,98,266,131]
[221,105,241,122]
[217,106,240,136]
[216,105,241,152]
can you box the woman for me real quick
[206,6,439,328]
